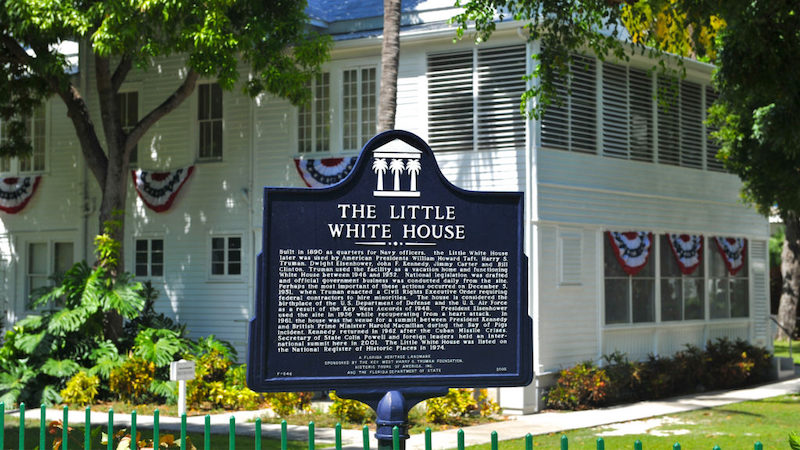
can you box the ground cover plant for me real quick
[466,394,800,450]
[545,339,772,410]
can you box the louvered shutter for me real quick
[705,87,725,172]
[427,51,474,152]
[602,62,629,159]
[570,55,597,154]
[541,72,570,150]
[680,81,703,169]
[476,45,527,151]
[629,68,653,162]
[750,240,769,341]
[657,76,681,166]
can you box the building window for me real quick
[0,106,46,174]
[27,241,73,310]
[604,233,655,324]
[709,237,749,319]
[198,83,223,160]
[660,235,705,321]
[298,73,331,153]
[601,63,653,162]
[211,236,241,276]
[118,91,138,165]
[427,45,527,152]
[342,68,377,151]
[135,238,164,277]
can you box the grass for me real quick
[773,338,800,365]
[466,394,800,450]
[0,416,310,450]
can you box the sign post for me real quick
[248,130,532,448]
[170,359,196,417]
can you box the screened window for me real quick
[298,73,330,153]
[709,238,749,319]
[118,91,138,165]
[602,63,653,162]
[211,236,241,276]
[705,86,725,172]
[657,77,704,169]
[604,234,655,324]
[427,45,527,152]
[0,107,46,174]
[342,67,377,151]
[135,238,164,277]
[660,235,705,321]
[198,83,223,160]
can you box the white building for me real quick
[0,0,769,413]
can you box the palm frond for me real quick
[41,358,81,378]
[40,384,63,406]
[15,330,45,354]
[47,306,92,335]
[134,328,184,367]
[149,379,178,404]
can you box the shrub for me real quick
[328,391,374,424]
[61,371,100,406]
[545,362,610,410]
[109,357,156,403]
[264,392,313,417]
[424,388,497,423]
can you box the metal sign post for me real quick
[170,359,196,417]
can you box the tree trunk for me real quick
[777,211,800,340]
[377,0,401,132]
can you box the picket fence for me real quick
[1,402,767,450]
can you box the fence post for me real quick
[180,413,186,450]
[713,446,721,450]
[107,408,114,450]
[229,415,235,450]
[335,422,341,450]
[308,421,315,450]
[256,417,262,450]
[393,426,400,450]
[425,427,432,450]
[491,430,498,450]
[204,414,211,450]
[755,442,763,450]
[597,437,604,450]
[525,433,532,450]
[634,439,642,450]
[153,409,159,449]
[63,405,69,450]
[457,429,465,450]
[131,410,136,450]
[362,425,369,450]
[0,402,4,450]
[19,402,25,450]
[282,420,288,450]
[85,406,91,450]
[39,404,45,449]
[673,444,681,450]
[561,434,568,450]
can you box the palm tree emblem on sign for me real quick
[389,159,405,191]
[406,159,421,192]
[372,158,388,191]
[371,139,422,198]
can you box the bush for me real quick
[328,391,374,424]
[545,362,610,410]
[109,357,156,403]
[186,335,262,410]
[425,388,499,424]
[61,371,100,406]
[264,392,313,417]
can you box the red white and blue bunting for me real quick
[0,176,41,214]
[714,237,747,275]
[294,157,357,187]
[667,234,703,275]
[607,231,654,276]
[131,166,194,213]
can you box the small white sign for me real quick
[169,359,196,381]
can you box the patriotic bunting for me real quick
[714,237,747,275]
[667,234,703,275]
[131,166,194,212]
[607,231,654,276]
[294,157,357,187]
[0,176,41,214]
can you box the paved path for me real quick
[7,377,800,449]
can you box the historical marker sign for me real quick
[247,130,532,392]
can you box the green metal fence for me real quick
[1,402,766,450]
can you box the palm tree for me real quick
[378,0,401,131]
[372,158,388,191]
[406,159,421,191]
[389,159,405,191]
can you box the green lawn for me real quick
[466,394,800,450]
[773,339,800,365]
[1,416,311,450]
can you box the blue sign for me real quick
[247,130,532,392]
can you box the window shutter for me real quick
[476,45,527,151]
[602,62,629,159]
[559,230,583,285]
[570,55,597,155]
[680,81,703,169]
[541,73,570,150]
[705,86,725,172]
[427,51,474,152]
[657,76,681,166]
[629,68,653,162]
[750,240,768,339]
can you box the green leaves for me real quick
[134,328,185,367]
[41,358,81,377]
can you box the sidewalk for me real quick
[8,376,800,449]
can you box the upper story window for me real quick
[342,68,377,151]
[427,45,527,152]
[299,73,331,153]
[117,91,139,165]
[198,83,223,161]
[542,55,723,173]
[0,106,46,174]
